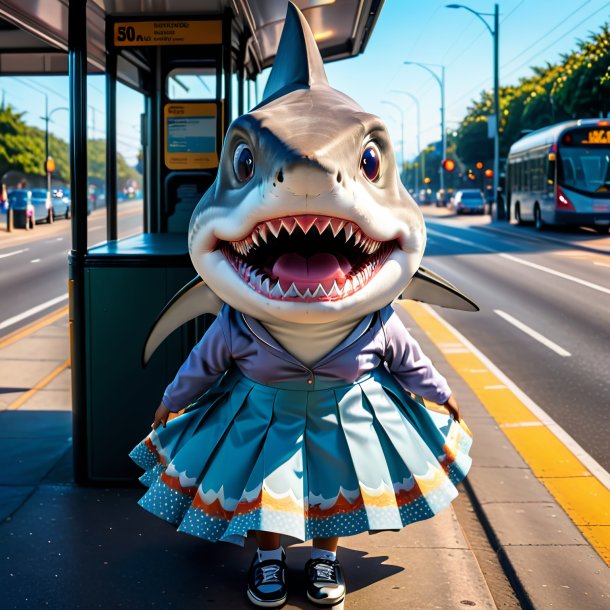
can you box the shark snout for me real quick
[271,158,342,198]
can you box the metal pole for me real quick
[45,95,52,212]
[440,65,446,194]
[493,3,502,218]
[400,113,405,184]
[391,91,422,193]
[380,100,405,181]
[68,0,89,485]
[106,49,118,241]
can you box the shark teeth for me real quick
[219,214,395,303]
[228,215,381,255]
[221,240,394,304]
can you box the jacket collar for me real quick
[240,311,375,369]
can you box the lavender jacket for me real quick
[162,304,452,412]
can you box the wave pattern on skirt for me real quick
[129,368,473,546]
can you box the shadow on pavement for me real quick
[1,410,404,609]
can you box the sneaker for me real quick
[305,557,346,606]
[247,550,287,608]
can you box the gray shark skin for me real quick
[143,2,477,365]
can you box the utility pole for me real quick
[493,3,501,218]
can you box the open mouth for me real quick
[219,215,396,302]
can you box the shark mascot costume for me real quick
[130,4,475,607]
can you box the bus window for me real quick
[559,148,610,193]
[167,68,219,100]
[559,127,610,194]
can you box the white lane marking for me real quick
[427,228,495,252]
[30,259,41,263]
[422,303,610,490]
[429,225,610,295]
[499,253,610,295]
[484,385,507,390]
[0,248,28,259]
[500,422,544,428]
[594,261,610,268]
[0,294,68,331]
[494,309,571,357]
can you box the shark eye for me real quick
[233,143,254,183]
[361,144,380,182]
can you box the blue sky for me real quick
[1,0,609,167]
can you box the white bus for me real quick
[507,118,610,233]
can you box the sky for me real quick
[1,0,609,167]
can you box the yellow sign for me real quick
[582,129,610,145]
[164,103,219,170]
[114,21,222,47]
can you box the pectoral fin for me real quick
[399,266,479,311]
[142,276,223,366]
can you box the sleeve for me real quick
[162,313,233,412]
[382,309,452,405]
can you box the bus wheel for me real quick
[534,205,544,231]
[515,203,523,225]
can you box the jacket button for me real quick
[307,379,313,385]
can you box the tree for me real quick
[454,22,610,167]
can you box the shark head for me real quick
[187,3,425,325]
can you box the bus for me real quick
[507,118,610,233]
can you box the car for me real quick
[52,187,71,219]
[453,189,486,215]
[29,188,54,223]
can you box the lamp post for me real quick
[447,3,501,218]
[380,100,405,183]
[390,90,421,193]
[403,61,446,193]
[41,96,69,207]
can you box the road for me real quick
[0,200,143,336]
[1,202,609,472]
[421,210,610,473]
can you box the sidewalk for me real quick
[0,304,608,608]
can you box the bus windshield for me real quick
[559,128,610,194]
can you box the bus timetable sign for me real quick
[564,128,610,146]
[113,21,221,46]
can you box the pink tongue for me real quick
[272,253,351,292]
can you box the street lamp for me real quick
[447,3,501,218]
[403,61,446,193]
[41,96,69,211]
[390,90,421,193]
[380,100,405,183]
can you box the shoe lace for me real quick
[313,562,336,583]
[257,564,282,585]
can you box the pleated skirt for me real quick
[129,367,472,546]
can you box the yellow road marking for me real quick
[7,358,70,411]
[400,300,610,565]
[0,305,69,350]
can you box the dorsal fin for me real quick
[261,1,329,104]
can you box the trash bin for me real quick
[12,208,29,229]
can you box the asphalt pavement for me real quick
[0,201,143,337]
[421,208,610,473]
[1,203,609,607]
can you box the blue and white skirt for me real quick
[129,367,472,546]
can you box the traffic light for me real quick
[442,159,456,172]
[423,176,431,184]
[476,161,483,169]
[484,168,493,178]
[45,156,56,173]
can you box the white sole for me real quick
[306,591,346,607]
[247,588,287,608]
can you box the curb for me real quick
[396,302,610,609]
